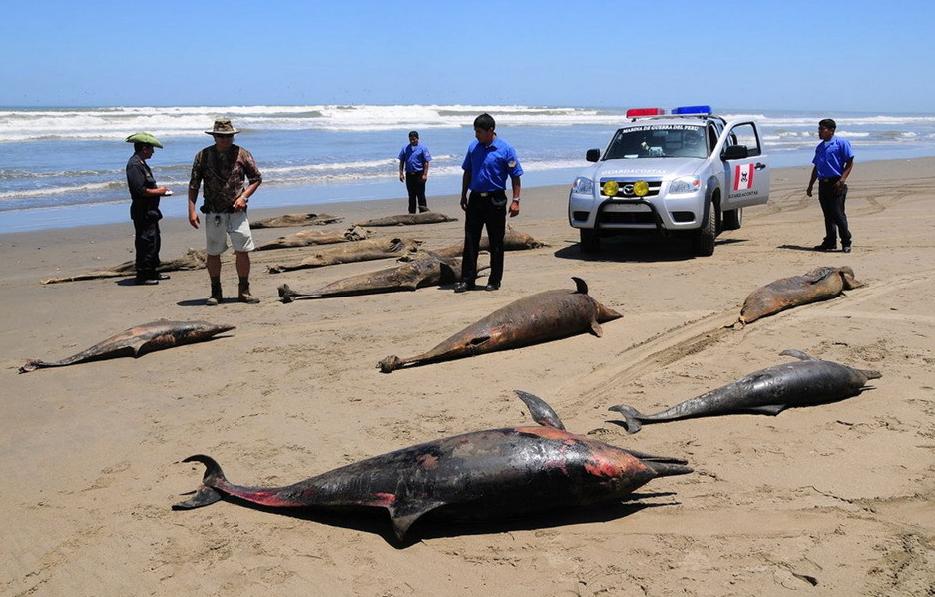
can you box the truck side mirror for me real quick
[722,145,749,160]
[586,149,601,162]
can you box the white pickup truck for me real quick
[568,106,770,256]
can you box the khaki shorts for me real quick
[205,212,255,256]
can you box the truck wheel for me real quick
[580,229,600,253]
[722,207,742,231]
[693,201,716,257]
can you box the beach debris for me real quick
[40,249,207,285]
[250,213,343,229]
[355,212,457,227]
[255,226,369,251]
[737,266,864,326]
[412,226,547,260]
[173,390,691,542]
[266,237,422,273]
[277,252,473,302]
[19,319,234,373]
[608,349,881,433]
[378,277,621,373]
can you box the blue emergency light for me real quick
[672,105,711,115]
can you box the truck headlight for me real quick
[669,177,702,194]
[572,177,594,195]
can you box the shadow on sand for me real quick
[554,236,747,263]
[173,491,681,547]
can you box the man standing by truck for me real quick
[806,118,854,253]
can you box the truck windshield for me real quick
[604,124,707,160]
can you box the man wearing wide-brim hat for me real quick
[187,118,263,304]
[125,132,172,285]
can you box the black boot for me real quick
[206,277,223,306]
[238,277,260,304]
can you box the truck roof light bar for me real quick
[672,105,712,115]
[626,107,666,118]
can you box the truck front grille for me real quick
[599,179,663,199]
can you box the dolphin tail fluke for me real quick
[173,454,228,510]
[607,404,644,434]
[19,359,45,373]
[378,355,404,373]
[277,284,303,303]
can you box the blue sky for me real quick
[2,0,933,111]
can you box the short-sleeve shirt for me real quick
[398,143,431,173]
[812,137,854,178]
[461,136,523,192]
[188,144,262,213]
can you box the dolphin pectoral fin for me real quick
[744,404,787,415]
[572,277,589,295]
[514,390,566,430]
[389,500,445,541]
[780,349,815,361]
[590,320,604,337]
[172,484,223,510]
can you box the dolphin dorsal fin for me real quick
[572,277,589,295]
[514,390,566,430]
[780,349,815,361]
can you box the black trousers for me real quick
[461,191,507,285]
[133,218,161,278]
[405,171,428,214]
[818,177,851,246]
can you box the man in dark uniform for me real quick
[806,118,855,253]
[398,131,432,213]
[125,132,171,285]
[454,113,523,293]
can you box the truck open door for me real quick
[720,121,770,210]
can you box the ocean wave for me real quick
[0,180,124,200]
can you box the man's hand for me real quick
[509,199,520,217]
[188,210,200,229]
[834,179,846,191]
[233,196,247,211]
[421,173,428,182]
[399,172,405,182]
[460,195,468,211]
[806,185,813,197]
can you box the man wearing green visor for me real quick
[125,132,172,285]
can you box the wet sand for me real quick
[1,158,933,596]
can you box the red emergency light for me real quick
[626,107,666,118]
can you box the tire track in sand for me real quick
[569,268,935,410]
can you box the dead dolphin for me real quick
[356,212,457,227]
[174,390,691,542]
[608,349,882,433]
[41,249,207,285]
[278,253,471,302]
[737,266,864,326]
[19,319,235,373]
[250,213,343,229]
[378,277,622,373]
[266,237,422,273]
[255,226,369,251]
[422,227,547,260]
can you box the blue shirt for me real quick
[812,136,854,178]
[398,143,431,173]
[462,136,524,192]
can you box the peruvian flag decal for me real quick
[733,163,754,190]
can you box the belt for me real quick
[818,176,841,182]
[473,190,504,198]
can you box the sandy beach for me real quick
[1,158,933,596]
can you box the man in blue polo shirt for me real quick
[454,113,523,293]
[398,131,432,214]
[806,118,855,253]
